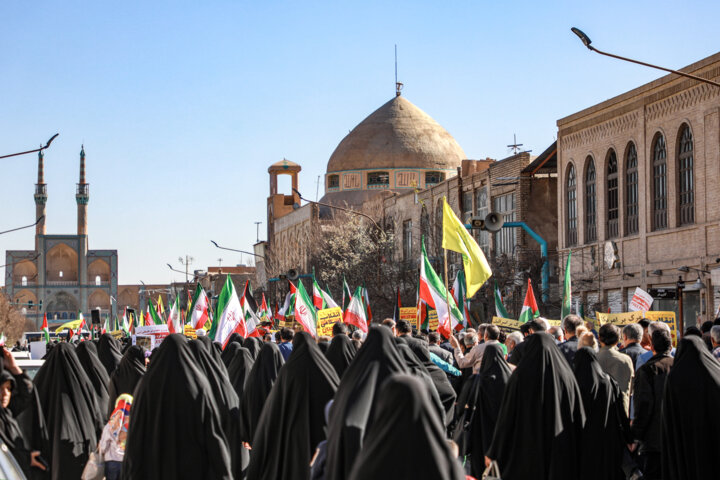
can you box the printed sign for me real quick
[183,325,197,339]
[428,309,439,331]
[629,288,654,312]
[645,311,678,347]
[492,316,522,331]
[317,307,343,337]
[399,307,418,329]
[594,311,645,326]
[135,324,169,349]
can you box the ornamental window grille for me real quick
[585,158,596,243]
[677,125,694,225]
[567,165,577,246]
[652,134,667,230]
[625,143,638,235]
[607,151,619,238]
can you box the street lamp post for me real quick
[571,28,720,88]
[292,188,382,230]
[0,134,59,160]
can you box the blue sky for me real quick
[2,0,719,285]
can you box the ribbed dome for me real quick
[327,96,466,173]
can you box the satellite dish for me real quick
[604,241,619,270]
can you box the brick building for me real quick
[557,52,720,327]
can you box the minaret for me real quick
[34,148,47,250]
[76,145,89,236]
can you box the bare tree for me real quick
[0,293,28,344]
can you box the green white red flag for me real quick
[418,241,463,339]
[343,286,368,333]
[149,302,163,325]
[168,296,183,334]
[494,280,509,318]
[210,275,245,347]
[240,281,261,337]
[291,281,317,337]
[341,277,352,312]
[189,284,210,330]
[258,294,272,322]
[451,270,470,330]
[518,278,540,323]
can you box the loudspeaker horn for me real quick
[287,269,300,281]
[484,212,505,233]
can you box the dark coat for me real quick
[558,336,579,365]
[631,353,673,454]
[619,342,646,369]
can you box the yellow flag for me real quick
[442,196,492,297]
[157,295,165,315]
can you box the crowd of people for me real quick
[0,314,718,480]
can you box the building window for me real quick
[677,124,694,225]
[327,174,339,189]
[95,275,102,286]
[59,270,63,278]
[474,187,489,254]
[367,171,389,188]
[567,164,577,246]
[402,220,413,260]
[21,276,27,286]
[652,134,667,230]
[625,143,638,235]
[425,171,445,186]
[493,193,516,257]
[585,158,596,243]
[607,150,619,238]
[28,300,33,310]
[462,191,473,223]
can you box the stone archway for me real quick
[44,291,80,322]
[88,259,111,285]
[46,243,79,282]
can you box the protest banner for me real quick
[595,311,645,326]
[183,324,198,339]
[399,307,417,329]
[492,316,522,331]
[428,309,439,331]
[110,330,124,339]
[545,319,562,327]
[645,311,678,346]
[629,287,654,312]
[135,324,169,349]
[317,307,343,337]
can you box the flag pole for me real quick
[444,248,451,332]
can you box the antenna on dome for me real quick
[507,134,523,154]
[395,44,403,97]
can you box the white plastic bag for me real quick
[482,460,502,480]
[81,448,104,480]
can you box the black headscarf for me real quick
[348,374,465,480]
[97,333,123,377]
[239,341,284,444]
[486,333,585,480]
[243,337,263,360]
[317,340,330,353]
[75,341,110,421]
[227,333,245,347]
[573,347,629,480]
[33,342,104,480]
[227,347,255,400]
[396,343,447,425]
[107,346,145,417]
[247,332,340,480]
[0,369,31,476]
[121,334,231,480]
[197,335,225,369]
[469,343,512,478]
[407,340,457,424]
[221,342,243,368]
[661,336,720,479]
[325,334,356,378]
[188,339,244,479]
[324,326,409,480]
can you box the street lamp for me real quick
[571,27,720,88]
[0,216,45,236]
[292,188,382,230]
[0,134,59,160]
[210,240,265,259]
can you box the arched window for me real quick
[607,150,619,238]
[625,143,638,235]
[59,270,64,278]
[566,164,577,246]
[585,158,596,243]
[652,134,668,230]
[95,275,101,286]
[677,125,694,225]
[21,276,27,286]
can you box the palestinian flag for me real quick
[312,278,325,310]
[121,308,130,335]
[494,280,509,318]
[258,294,272,322]
[210,275,245,346]
[518,278,540,323]
[341,277,352,312]
[343,286,368,333]
[291,281,317,337]
[239,281,261,337]
[418,241,463,339]
[168,296,183,334]
[452,271,470,330]
[392,287,401,322]
[189,284,210,330]
[278,290,294,325]
[42,313,50,343]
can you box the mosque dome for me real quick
[327,95,466,173]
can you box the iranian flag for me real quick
[189,284,210,330]
[452,271,470,330]
[167,296,183,334]
[518,278,540,323]
[362,287,373,324]
[418,241,463,339]
[343,286,368,333]
[101,316,108,335]
[290,281,317,337]
[210,275,245,347]
[341,277,352,312]
[277,290,294,324]
[144,307,153,326]
[313,279,339,310]
[494,280,510,318]
[42,313,50,343]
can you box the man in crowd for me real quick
[332,322,349,337]
[449,324,500,374]
[428,332,453,365]
[619,323,646,367]
[558,314,583,365]
[505,331,523,358]
[278,327,294,361]
[636,322,675,370]
[395,320,414,344]
[710,325,720,360]
[632,328,674,480]
[596,323,634,415]
[548,325,564,344]
[381,318,397,336]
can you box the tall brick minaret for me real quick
[34,149,47,250]
[76,145,89,237]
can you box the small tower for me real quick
[267,159,301,247]
[76,145,89,236]
[34,148,47,249]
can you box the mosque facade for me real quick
[4,147,119,328]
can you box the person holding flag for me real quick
[494,280,510,319]
[167,296,183,334]
[417,240,463,340]
[343,286,368,333]
[42,313,50,343]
